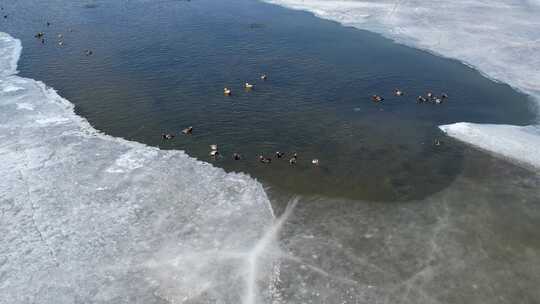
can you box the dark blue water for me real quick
[1,0,535,200]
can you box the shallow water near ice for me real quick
[1,0,540,303]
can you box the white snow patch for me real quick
[16,102,34,110]
[3,84,24,92]
[106,148,159,173]
[35,116,71,125]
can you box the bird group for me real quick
[371,88,449,105]
[20,15,445,171]
[161,121,321,167]
[32,21,94,55]
[417,92,449,104]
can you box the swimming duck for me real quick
[312,159,320,166]
[435,139,441,146]
[417,96,427,103]
[259,155,272,164]
[210,144,218,151]
[244,82,254,90]
[275,151,284,158]
[162,133,175,140]
[260,74,267,81]
[224,88,231,96]
[289,152,298,165]
[181,126,193,135]
[58,41,64,46]
[232,153,241,160]
[58,34,63,39]
[34,32,45,38]
[371,95,384,103]
[441,93,449,99]
[426,92,433,99]
[209,150,219,157]
[394,89,404,96]
[84,49,93,56]
[435,98,442,104]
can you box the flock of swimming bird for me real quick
[371,89,449,104]
[32,21,95,56]
[161,74,449,166]
[19,18,319,167]
[162,73,321,166]
[19,17,449,168]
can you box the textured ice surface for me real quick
[263,0,540,168]
[0,33,21,77]
[0,32,277,304]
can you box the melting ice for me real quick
[263,0,540,169]
[0,32,279,304]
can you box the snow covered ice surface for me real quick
[0,32,279,304]
[263,0,540,169]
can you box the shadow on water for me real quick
[4,0,536,201]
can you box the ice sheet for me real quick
[263,0,540,168]
[440,123,540,169]
[0,32,277,304]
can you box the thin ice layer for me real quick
[0,33,21,77]
[0,32,276,304]
[440,123,540,169]
[276,166,540,303]
[263,0,540,167]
